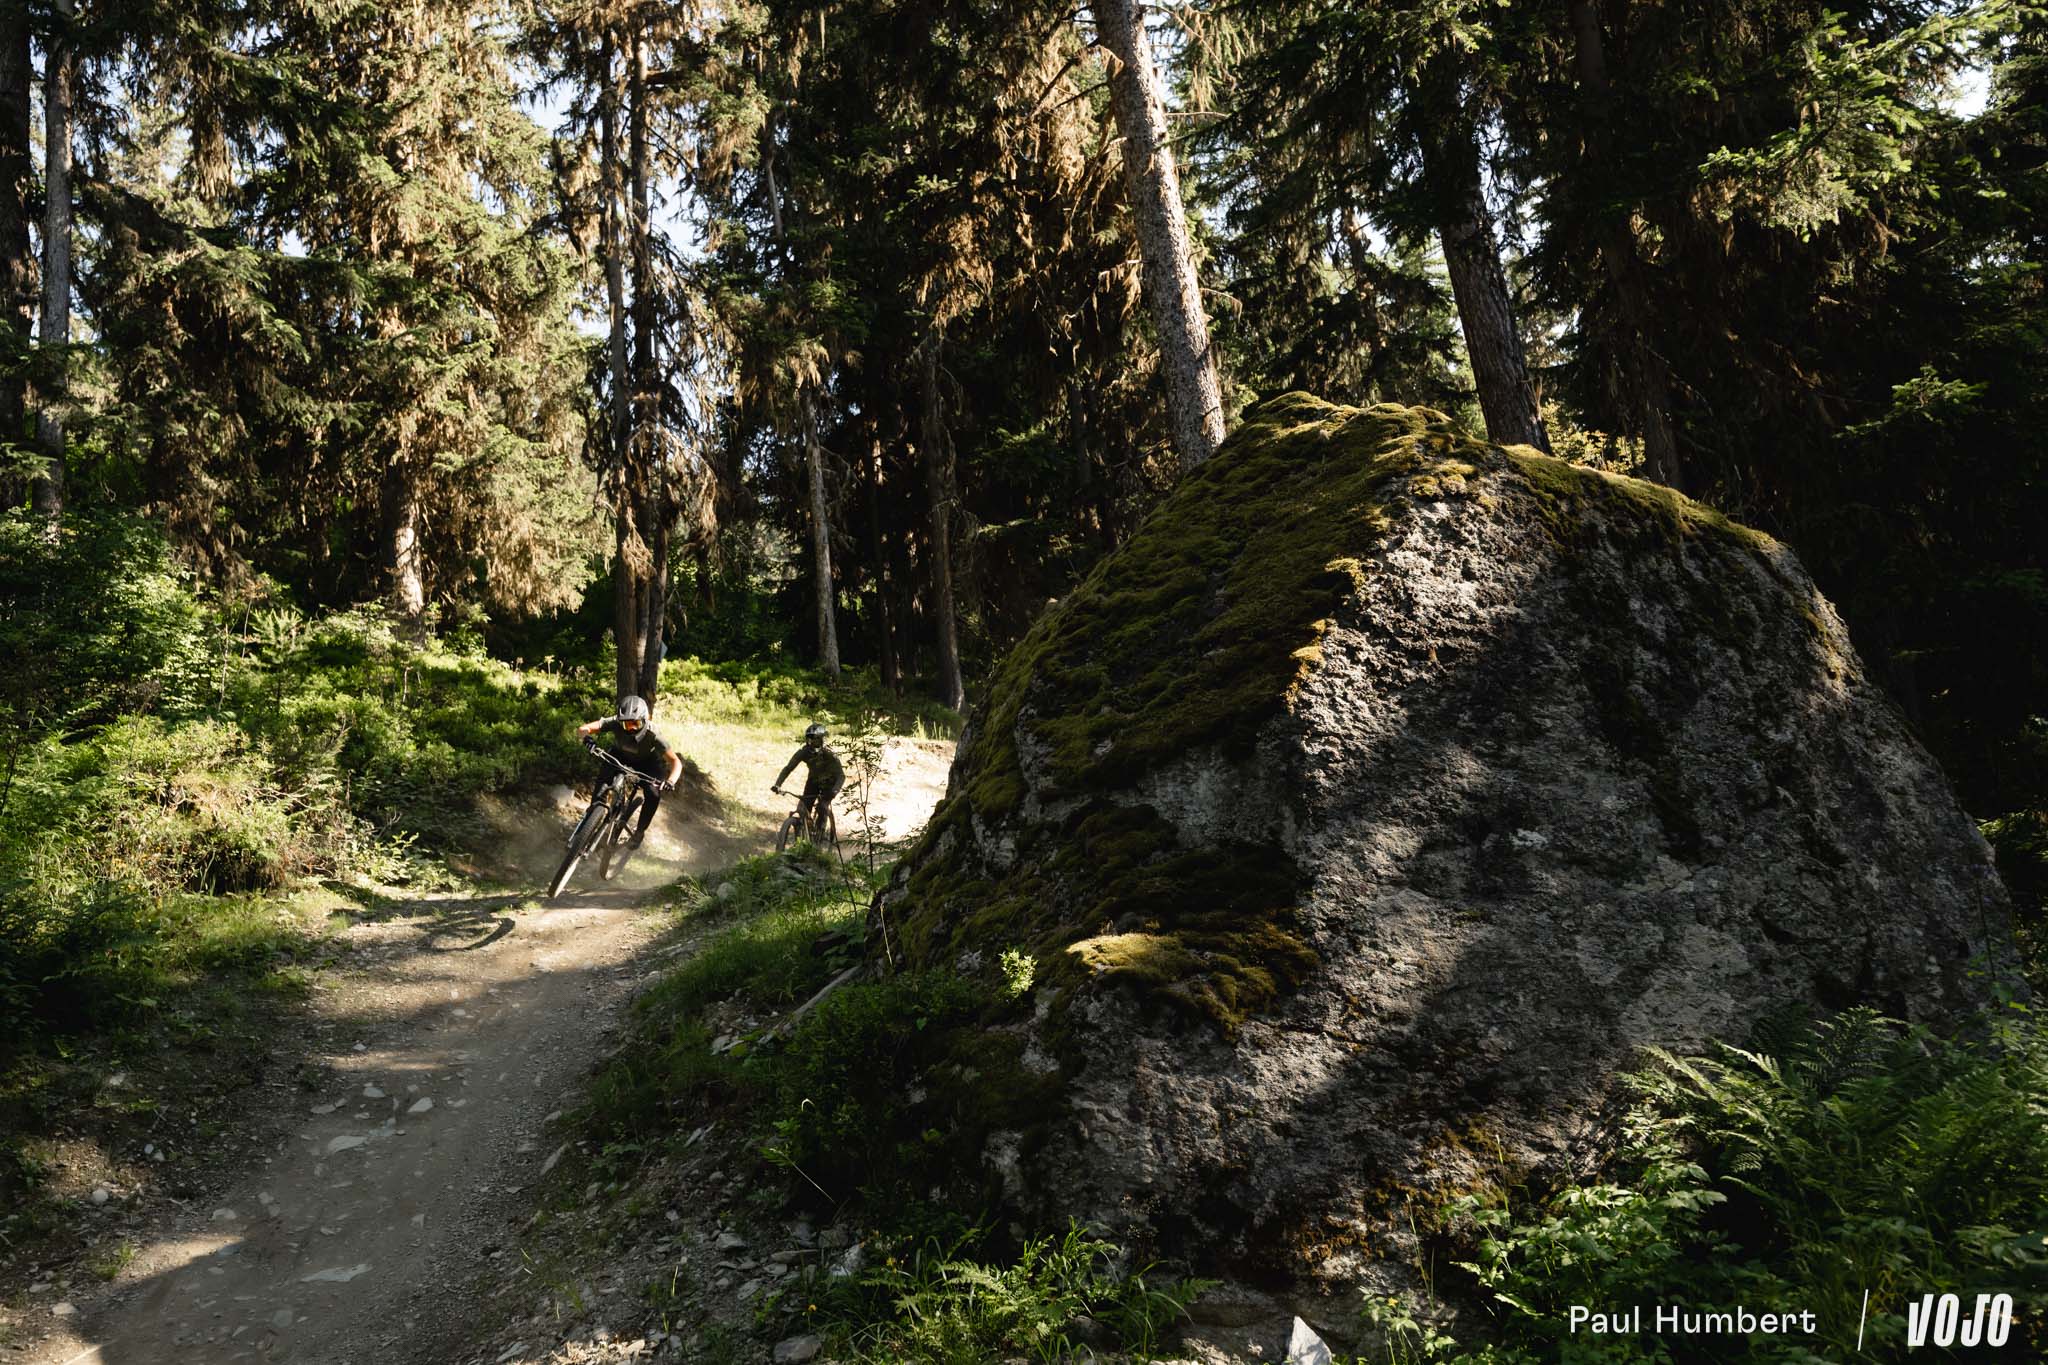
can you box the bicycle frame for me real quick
[548,744,666,898]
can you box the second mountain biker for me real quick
[574,694,682,847]
[773,723,845,829]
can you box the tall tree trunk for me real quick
[382,460,426,624]
[694,542,714,613]
[603,27,643,704]
[1419,97,1550,451]
[638,505,668,699]
[1568,0,1685,489]
[0,7,31,508]
[865,435,899,694]
[919,340,965,712]
[759,116,840,680]
[802,390,841,678]
[601,32,630,479]
[612,497,642,702]
[1094,0,1225,471]
[31,0,74,520]
[626,26,666,704]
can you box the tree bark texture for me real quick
[1095,0,1225,471]
[1416,57,1550,452]
[604,27,670,705]
[802,390,841,679]
[602,36,639,704]
[382,461,426,623]
[627,28,667,702]
[601,32,630,478]
[637,508,668,700]
[0,8,32,507]
[759,114,841,680]
[1568,0,1685,489]
[919,340,965,713]
[866,436,900,694]
[31,0,74,520]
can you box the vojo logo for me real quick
[1903,1293,2014,1350]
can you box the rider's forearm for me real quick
[666,755,683,786]
[576,720,602,737]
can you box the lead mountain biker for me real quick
[574,695,682,848]
[772,723,844,829]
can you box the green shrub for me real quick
[585,855,1060,1235]
[579,856,870,1140]
[810,1221,1206,1364]
[0,511,210,760]
[1986,809,2048,986]
[227,606,604,843]
[762,968,991,1199]
[1415,1008,2048,1363]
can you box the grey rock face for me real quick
[880,394,2021,1321]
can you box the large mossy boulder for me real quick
[871,393,2021,1341]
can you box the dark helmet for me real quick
[804,723,827,745]
[618,695,651,727]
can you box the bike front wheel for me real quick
[549,799,609,899]
[776,810,804,853]
[601,794,644,880]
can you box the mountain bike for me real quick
[774,782,858,855]
[548,741,665,899]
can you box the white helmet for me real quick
[618,695,651,724]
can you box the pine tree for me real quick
[1095,0,1227,470]
[531,0,730,702]
[82,0,595,620]
[1204,0,1548,449]
[0,7,31,506]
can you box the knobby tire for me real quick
[549,799,609,899]
[601,793,644,881]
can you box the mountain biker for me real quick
[772,723,845,831]
[574,695,682,848]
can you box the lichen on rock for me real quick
[868,391,2024,1347]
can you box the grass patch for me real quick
[798,1221,1208,1364]
[581,846,1055,1221]
[86,1239,139,1282]
[580,851,875,1144]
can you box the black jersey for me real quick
[598,716,675,772]
[776,743,844,795]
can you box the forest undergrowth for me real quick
[0,508,956,1229]
[574,841,2048,1363]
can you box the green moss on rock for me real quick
[894,798,1313,1036]
[958,394,1449,821]
[890,394,1484,1036]
[887,393,1790,1040]
[1501,448,1779,555]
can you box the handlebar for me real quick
[584,739,665,788]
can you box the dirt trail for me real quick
[22,738,955,1365]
